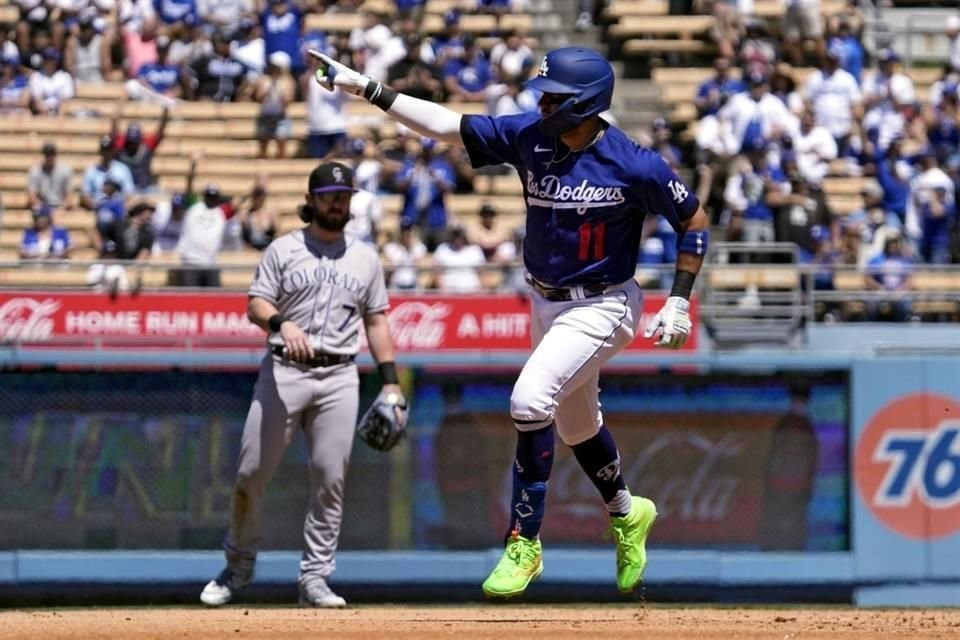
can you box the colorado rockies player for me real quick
[200,161,403,608]
[310,46,710,598]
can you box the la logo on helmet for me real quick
[538,57,549,77]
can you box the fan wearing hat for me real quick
[109,102,169,192]
[188,29,252,102]
[254,50,295,159]
[714,69,797,157]
[27,142,75,210]
[151,150,202,256]
[80,135,135,209]
[28,46,75,115]
[20,204,71,260]
[474,201,510,261]
[64,13,109,83]
[171,182,232,287]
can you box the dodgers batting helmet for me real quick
[524,47,614,137]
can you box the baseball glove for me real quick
[357,389,408,452]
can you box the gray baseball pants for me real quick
[223,353,359,587]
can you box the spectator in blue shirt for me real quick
[919,186,957,263]
[651,117,683,170]
[397,140,455,252]
[873,133,911,225]
[136,36,182,98]
[0,53,30,116]
[94,178,127,227]
[442,35,491,103]
[153,0,196,27]
[798,225,837,290]
[694,56,745,118]
[430,11,465,66]
[298,30,331,77]
[828,19,864,83]
[81,136,135,209]
[865,232,913,321]
[261,0,301,65]
[724,136,789,245]
[20,205,71,260]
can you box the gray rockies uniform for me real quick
[223,228,389,587]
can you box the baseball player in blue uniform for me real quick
[310,46,710,598]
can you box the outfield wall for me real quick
[1,290,959,606]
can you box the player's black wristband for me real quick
[378,361,399,385]
[268,314,287,333]
[670,270,697,300]
[363,81,398,111]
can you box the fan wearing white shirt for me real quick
[301,53,346,158]
[792,108,837,185]
[803,46,862,149]
[382,220,428,290]
[947,15,960,73]
[716,71,799,156]
[432,225,486,292]
[861,48,914,140]
[29,47,75,115]
[344,188,383,245]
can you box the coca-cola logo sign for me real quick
[0,297,60,343]
[388,301,451,350]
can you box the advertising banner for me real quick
[852,358,960,580]
[0,369,847,552]
[0,290,698,352]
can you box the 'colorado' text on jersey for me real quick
[460,112,699,287]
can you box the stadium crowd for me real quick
[5,0,960,321]
[3,0,539,294]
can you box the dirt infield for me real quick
[4,605,960,639]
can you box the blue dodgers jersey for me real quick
[461,112,699,286]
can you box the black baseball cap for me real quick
[309,162,357,194]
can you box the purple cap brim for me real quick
[311,186,357,193]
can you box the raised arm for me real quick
[309,50,464,148]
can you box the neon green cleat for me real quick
[606,496,658,593]
[482,533,543,599]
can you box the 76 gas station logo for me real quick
[855,394,960,539]
[873,421,960,508]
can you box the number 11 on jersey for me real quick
[578,221,606,261]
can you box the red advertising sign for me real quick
[0,290,698,351]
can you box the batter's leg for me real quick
[225,357,313,579]
[298,364,360,586]
[510,282,642,432]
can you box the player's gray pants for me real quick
[510,278,644,446]
[223,353,359,584]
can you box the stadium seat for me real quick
[708,266,800,289]
[623,39,712,57]
[603,0,668,18]
[609,15,715,38]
